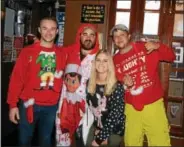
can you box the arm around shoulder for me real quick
[157,43,176,62]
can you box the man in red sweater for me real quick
[111,24,176,146]
[7,17,66,147]
[55,24,99,146]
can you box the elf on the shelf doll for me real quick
[56,53,85,146]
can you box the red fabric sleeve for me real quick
[7,48,29,108]
[62,45,75,55]
[157,43,176,62]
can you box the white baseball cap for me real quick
[110,24,129,36]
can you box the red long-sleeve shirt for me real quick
[7,43,67,108]
[113,42,176,111]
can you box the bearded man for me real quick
[56,24,100,146]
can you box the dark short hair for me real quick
[39,16,58,28]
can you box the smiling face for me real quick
[113,29,131,50]
[80,28,96,50]
[38,19,58,43]
[95,53,109,74]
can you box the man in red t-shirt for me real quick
[7,17,66,147]
[110,24,175,146]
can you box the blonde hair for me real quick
[88,50,117,96]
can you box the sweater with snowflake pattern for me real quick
[87,82,125,145]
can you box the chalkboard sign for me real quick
[81,4,105,24]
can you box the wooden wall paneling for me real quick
[158,0,174,105]
[107,0,116,36]
[128,0,139,34]
[166,0,184,137]
[64,0,110,48]
[135,0,145,34]
[160,63,172,108]
[106,0,116,52]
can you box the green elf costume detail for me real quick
[36,51,56,89]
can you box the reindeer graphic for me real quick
[89,93,107,128]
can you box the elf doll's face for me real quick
[64,73,81,93]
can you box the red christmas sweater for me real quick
[113,42,176,111]
[7,43,67,108]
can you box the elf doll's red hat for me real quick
[65,53,82,75]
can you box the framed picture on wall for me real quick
[171,42,184,68]
[167,101,184,127]
[168,80,184,98]
[170,42,184,81]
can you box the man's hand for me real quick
[145,42,160,54]
[9,107,20,124]
[123,75,134,88]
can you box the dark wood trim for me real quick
[116,9,131,12]
[172,68,184,72]
[107,0,116,37]
[168,97,184,101]
[129,0,137,34]
[107,0,117,52]
[144,10,161,13]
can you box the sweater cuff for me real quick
[9,103,17,109]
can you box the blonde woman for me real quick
[86,50,125,147]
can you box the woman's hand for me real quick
[92,140,99,146]
[101,139,108,145]
[91,139,108,146]
[95,129,100,135]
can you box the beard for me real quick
[80,39,95,50]
[115,41,126,49]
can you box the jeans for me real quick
[18,100,58,147]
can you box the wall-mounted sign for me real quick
[56,11,65,46]
[168,80,184,97]
[81,4,105,24]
